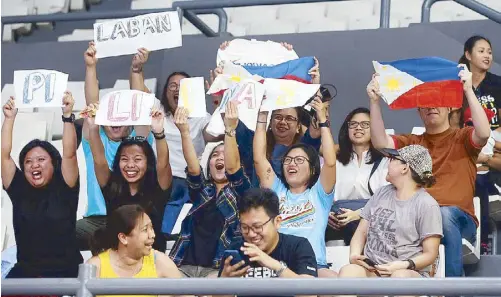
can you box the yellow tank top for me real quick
[97,249,158,297]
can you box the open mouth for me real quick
[354,132,364,137]
[215,163,224,170]
[277,126,288,132]
[483,59,491,65]
[124,170,139,178]
[174,94,179,102]
[31,171,42,180]
[287,168,298,174]
[111,126,121,133]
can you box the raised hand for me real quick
[132,48,150,72]
[241,242,280,270]
[150,108,165,134]
[84,41,98,67]
[310,97,327,123]
[367,73,382,103]
[309,57,320,84]
[3,97,18,119]
[224,101,239,130]
[62,91,75,117]
[458,64,473,91]
[81,103,98,127]
[280,42,294,51]
[205,67,224,106]
[219,255,249,278]
[173,107,190,135]
[219,41,231,50]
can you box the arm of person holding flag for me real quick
[253,110,276,189]
[367,74,396,149]
[459,65,490,146]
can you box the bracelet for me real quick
[152,129,165,136]
[154,133,165,140]
[257,121,267,124]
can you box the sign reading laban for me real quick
[94,11,182,58]
[95,90,155,126]
[13,69,68,108]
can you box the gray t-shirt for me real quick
[360,185,443,272]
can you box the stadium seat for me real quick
[412,127,426,135]
[462,197,481,264]
[1,0,35,42]
[58,29,94,42]
[227,6,279,25]
[130,0,173,10]
[347,15,400,30]
[248,20,298,35]
[182,15,219,35]
[326,0,377,21]
[489,194,501,222]
[297,18,347,33]
[385,129,395,135]
[276,3,328,21]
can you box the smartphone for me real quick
[223,250,245,266]
[363,258,378,267]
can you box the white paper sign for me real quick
[207,61,263,95]
[206,80,265,136]
[94,11,182,58]
[13,69,68,108]
[95,90,155,126]
[178,77,207,118]
[261,79,320,112]
[217,39,299,66]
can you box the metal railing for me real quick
[421,0,501,24]
[2,264,501,297]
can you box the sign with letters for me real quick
[178,77,207,118]
[95,90,155,126]
[93,11,182,58]
[13,69,68,108]
[261,79,319,111]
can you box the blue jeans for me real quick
[440,206,477,277]
[162,176,190,234]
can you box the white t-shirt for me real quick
[164,113,211,178]
[334,152,390,201]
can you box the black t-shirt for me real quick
[474,72,501,129]
[181,198,225,267]
[101,181,171,251]
[220,233,318,297]
[4,168,82,277]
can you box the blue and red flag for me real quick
[373,57,463,109]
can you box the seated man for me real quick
[338,145,442,294]
[219,188,317,297]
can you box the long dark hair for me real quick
[108,139,158,207]
[90,204,147,255]
[267,107,304,160]
[459,35,492,70]
[337,107,383,166]
[205,142,224,182]
[161,71,190,115]
[279,143,320,190]
[19,139,63,181]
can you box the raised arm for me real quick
[129,48,150,93]
[368,74,395,149]
[85,112,111,187]
[174,107,201,176]
[223,102,241,174]
[253,111,276,188]
[1,98,18,189]
[61,91,79,187]
[83,42,99,140]
[310,98,336,193]
[203,67,225,143]
[460,66,490,146]
[151,108,172,190]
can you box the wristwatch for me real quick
[406,259,416,271]
[318,120,330,128]
[225,129,236,137]
[275,261,288,277]
[62,114,75,123]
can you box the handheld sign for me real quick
[94,11,182,58]
[178,77,207,118]
[217,39,299,67]
[261,79,319,112]
[13,69,68,108]
[95,90,155,126]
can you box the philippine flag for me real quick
[373,57,463,110]
[207,57,315,96]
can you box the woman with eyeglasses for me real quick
[327,107,389,245]
[254,97,337,278]
[129,49,223,236]
[85,107,172,252]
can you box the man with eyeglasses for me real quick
[367,67,491,277]
[218,188,317,297]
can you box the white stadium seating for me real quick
[3,0,500,42]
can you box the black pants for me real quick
[475,173,498,243]
[75,216,107,251]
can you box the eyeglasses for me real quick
[283,156,309,165]
[167,82,180,91]
[272,114,298,123]
[348,121,370,129]
[240,217,274,234]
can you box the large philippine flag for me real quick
[373,57,463,109]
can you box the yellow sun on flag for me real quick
[230,74,241,83]
[385,77,402,92]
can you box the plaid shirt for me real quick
[169,167,251,269]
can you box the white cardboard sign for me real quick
[217,39,299,67]
[13,69,68,108]
[178,77,207,118]
[95,90,155,126]
[261,79,320,112]
[94,11,182,58]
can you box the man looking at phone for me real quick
[219,188,317,296]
